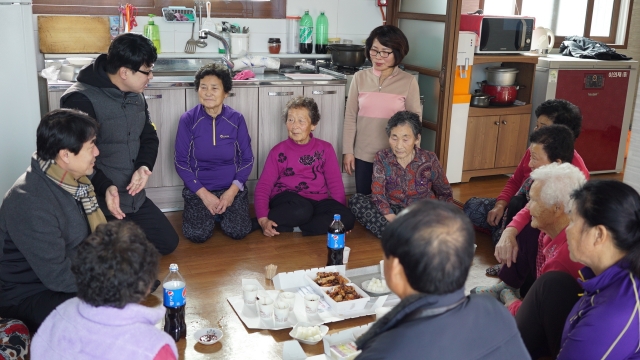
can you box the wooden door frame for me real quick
[386,0,463,173]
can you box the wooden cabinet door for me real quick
[257,86,304,176]
[144,89,186,188]
[187,87,260,180]
[462,116,500,171]
[495,114,530,168]
[303,85,346,165]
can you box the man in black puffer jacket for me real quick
[356,200,530,360]
[61,33,178,255]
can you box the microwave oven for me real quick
[460,15,535,54]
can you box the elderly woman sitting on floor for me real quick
[254,96,355,237]
[349,111,453,238]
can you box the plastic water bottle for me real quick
[327,214,345,266]
[315,11,328,54]
[299,10,313,54]
[163,264,186,341]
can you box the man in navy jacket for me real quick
[356,200,530,360]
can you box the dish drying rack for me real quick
[162,6,196,23]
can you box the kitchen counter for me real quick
[44,52,331,60]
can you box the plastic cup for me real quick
[258,296,274,319]
[243,285,258,305]
[343,246,351,264]
[380,260,385,279]
[278,291,296,310]
[274,301,290,323]
[304,294,320,314]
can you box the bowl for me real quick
[289,322,329,345]
[66,57,94,66]
[194,328,223,345]
[361,279,391,296]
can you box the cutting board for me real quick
[38,16,111,54]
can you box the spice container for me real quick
[328,38,341,45]
[268,38,281,54]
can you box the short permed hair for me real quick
[36,109,98,161]
[106,33,157,75]
[385,111,421,138]
[72,221,160,308]
[282,96,321,125]
[535,99,582,139]
[381,200,475,295]
[529,124,575,164]
[530,162,586,214]
[365,25,410,67]
[194,63,233,93]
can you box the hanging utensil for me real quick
[196,1,208,48]
[185,22,198,54]
[202,1,216,30]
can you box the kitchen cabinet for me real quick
[144,89,185,188]
[304,85,346,166]
[257,86,304,175]
[186,86,260,180]
[462,114,529,177]
[460,54,536,182]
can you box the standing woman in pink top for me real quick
[342,25,422,195]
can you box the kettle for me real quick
[531,27,555,55]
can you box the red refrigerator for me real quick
[531,55,638,173]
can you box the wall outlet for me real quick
[377,0,387,6]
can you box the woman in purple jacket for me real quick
[518,180,640,359]
[175,64,254,242]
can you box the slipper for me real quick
[486,264,502,277]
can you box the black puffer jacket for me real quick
[560,36,632,60]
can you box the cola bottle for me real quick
[327,214,345,266]
[163,263,186,341]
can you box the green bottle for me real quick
[144,14,161,54]
[299,10,313,54]
[315,11,328,54]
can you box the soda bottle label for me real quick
[327,233,345,249]
[163,283,186,308]
[300,26,313,44]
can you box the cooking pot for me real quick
[470,90,494,108]
[479,82,524,105]
[327,44,366,68]
[484,67,519,86]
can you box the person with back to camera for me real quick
[515,180,640,359]
[60,33,178,256]
[174,63,255,243]
[31,221,178,360]
[356,200,530,360]
[342,25,421,195]
[349,111,452,238]
[254,96,355,237]
[0,109,105,333]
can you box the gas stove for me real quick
[317,63,372,94]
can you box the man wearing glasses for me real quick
[61,33,178,256]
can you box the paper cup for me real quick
[258,296,274,319]
[343,246,351,264]
[278,291,296,310]
[380,260,385,279]
[274,301,290,323]
[243,285,258,305]
[304,294,320,314]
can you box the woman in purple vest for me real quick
[175,64,255,242]
[31,221,177,360]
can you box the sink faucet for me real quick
[199,29,234,72]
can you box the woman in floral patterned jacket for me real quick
[349,111,453,238]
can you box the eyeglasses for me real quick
[369,49,393,58]
[133,67,154,76]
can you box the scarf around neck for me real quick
[38,157,107,232]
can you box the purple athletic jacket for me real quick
[558,262,640,359]
[175,104,253,193]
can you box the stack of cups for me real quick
[285,15,301,54]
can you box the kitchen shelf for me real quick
[468,103,532,117]
[474,54,540,64]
